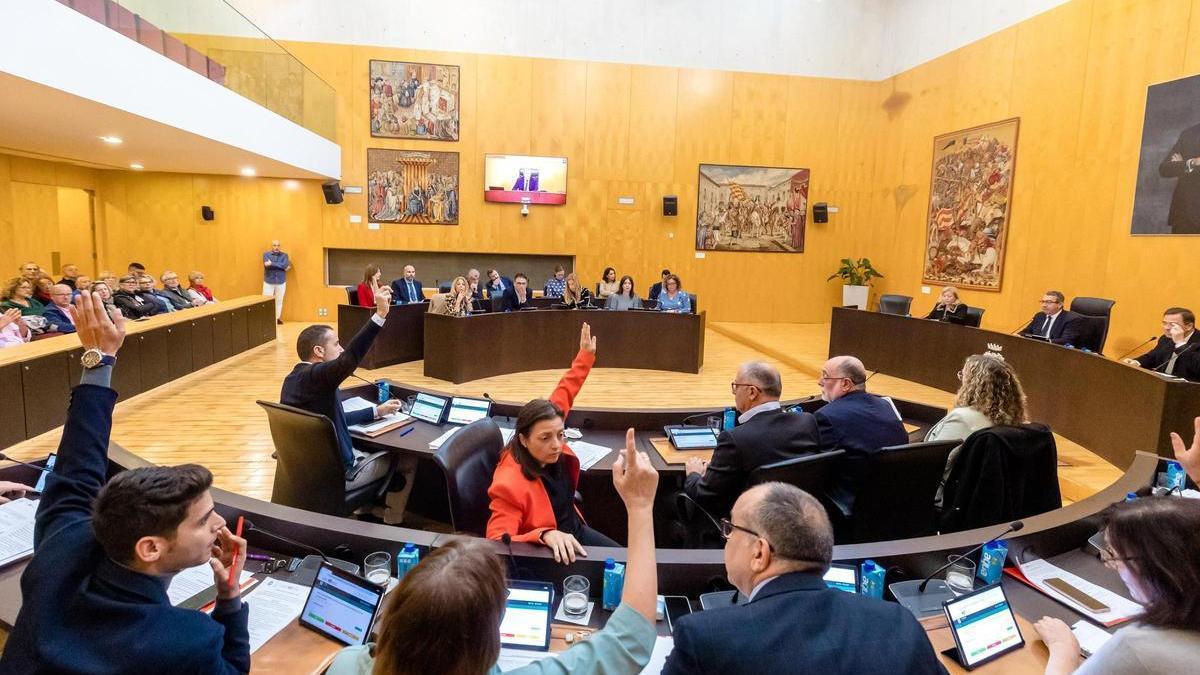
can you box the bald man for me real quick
[813,356,907,517]
[41,284,78,333]
[684,361,821,518]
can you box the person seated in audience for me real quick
[597,266,619,299]
[57,264,80,290]
[662,483,944,674]
[41,284,78,333]
[814,355,908,516]
[1172,416,1200,484]
[605,275,644,311]
[0,292,251,673]
[429,276,473,317]
[0,307,31,348]
[187,271,218,305]
[127,262,146,276]
[1021,290,1084,345]
[72,275,92,298]
[487,323,621,559]
[112,274,160,319]
[160,271,201,309]
[648,268,671,301]
[1124,307,1200,382]
[543,264,567,298]
[98,270,118,291]
[560,272,593,308]
[501,272,533,312]
[927,353,1028,507]
[33,274,54,305]
[389,265,424,304]
[466,268,485,301]
[356,264,382,308]
[19,261,40,281]
[1034,496,1200,675]
[328,425,660,675]
[482,268,512,299]
[2,277,44,316]
[923,285,970,324]
[657,274,691,313]
[282,286,404,488]
[138,275,174,313]
[92,281,118,315]
[684,362,821,518]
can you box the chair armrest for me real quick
[346,450,396,482]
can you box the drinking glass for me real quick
[364,551,392,587]
[945,554,976,595]
[562,575,590,616]
[707,416,723,434]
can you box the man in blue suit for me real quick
[1020,290,1085,346]
[482,268,514,299]
[2,292,251,674]
[41,283,77,333]
[662,483,946,674]
[389,264,425,304]
[814,355,908,516]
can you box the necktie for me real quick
[1043,315,1053,338]
[407,281,415,303]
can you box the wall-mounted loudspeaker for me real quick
[201,206,214,221]
[322,180,344,205]
[813,202,828,223]
[663,195,678,216]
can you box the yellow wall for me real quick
[0,155,98,278]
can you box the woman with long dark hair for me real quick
[605,275,643,311]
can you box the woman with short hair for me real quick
[186,272,218,304]
[605,275,643,311]
[1,277,44,316]
[656,274,691,313]
[923,286,970,325]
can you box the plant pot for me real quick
[842,284,869,310]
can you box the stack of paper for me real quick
[428,426,461,450]
[1011,558,1142,626]
[166,561,255,606]
[244,577,312,653]
[0,498,37,568]
[568,440,615,471]
[341,396,376,414]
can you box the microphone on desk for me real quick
[677,492,723,534]
[889,520,1024,618]
[242,518,360,575]
[0,453,51,473]
[1114,336,1158,363]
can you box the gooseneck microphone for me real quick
[1153,342,1197,373]
[889,520,1024,618]
[1114,337,1158,362]
[0,453,52,473]
[677,492,723,534]
[242,518,331,564]
[917,520,1024,593]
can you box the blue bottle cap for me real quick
[1126,491,1137,501]
[604,558,615,569]
[402,543,416,553]
[862,560,876,572]
[1168,460,1182,469]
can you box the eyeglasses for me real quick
[718,518,774,551]
[730,382,760,394]
[1099,548,1139,569]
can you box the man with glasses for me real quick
[1020,290,1084,346]
[683,361,820,520]
[662,483,944,674]
[160,271,202,310]
[1125,307,1200,381]
[813,356,907,517]
[111,275,159,319]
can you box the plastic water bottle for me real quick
[977,541,1008,585]
[377,381,390,404]
[602,558,625,610]
[1166,461,1187,491]
[722,407,737,431]
[395,543,420,579]
[860,559,885,598]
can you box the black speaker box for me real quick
[813,202,828,223]
[663,195,678,216]
[322,180,344,205]
[201,206,214,221]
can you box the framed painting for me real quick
[696,164,809,252]
[367,149,460,225]
[369,60,460,141]
[922,118,1020,291]
[1131,73,1200,234]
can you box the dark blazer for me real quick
[112,290,159,319]
[923,303,969,325]
[280,318,382,469]
[501,287,533,312]
[648,281,664,301]
[483,277,514,299]
[389,278,425,304]
[814,391,908,515]
[939,424,1061,532]
[41,304,77,333]
[1159,122,1200,234]
[161,285,195,310]
[0,384,251,674]
[1135,331,1200,382]
[662,572,947,675]
[1021,310,1085,346]
[684,408,822,517]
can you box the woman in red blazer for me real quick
[356,264,382,307]
[487,323,619,562]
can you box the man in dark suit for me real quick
[1158,122,1200,234]
[1128,307,1200,381]
[814,356,908,516]
[389,264,425,304]
[482,268,514,299]
[2,291,251,674]
[684,361,821,518]
[1020,290,1085,345]
[41,283,77,333]
[111,274,160,319]
[648,268,671,301]
[662,483,946,675]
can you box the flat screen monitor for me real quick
[823,563,859,594]
[943,583,1025,669]
[298,563,385,646]
[447,396,492,425]
[499,580,554,651]
[665,426,719,450]
[484,154,568,205]
[409,392,449,424]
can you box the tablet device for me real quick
[447,396,492,425]
[942,583,1025,670]
[409,392,449,424]
[499,580,554,651]
[823,562,859,594]
[664,425,719,450]
[298,563,385,646]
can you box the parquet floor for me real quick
[2,321,1122,503]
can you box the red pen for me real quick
[227,516,244,588]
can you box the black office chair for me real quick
[257,400,396,517]
[877,294,913,316]
[433,418,505,536]
[345,286,359,305]
[688,293,698,314]
[1069,297,1115,352]
[964,306,985,328]
[438,282,451,293]
[748,450,844,496]
[939,424,1061,533]
[837,440,958,544]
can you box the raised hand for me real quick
[75,291,125,356]
[612,427,658,512]
[375,286,392,319]
[1170,416,1200,483]
[579,322,597,354]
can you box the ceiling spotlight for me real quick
[99,135,123,145]
[240,167,256,176]
[130,162,144,170]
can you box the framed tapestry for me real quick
[1131,73,1200,235]
[367,149,460,225]
[369,60,460,141]
[696,164,809,253]
[922,118,1019,291]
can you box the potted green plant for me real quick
[827,257,884,309]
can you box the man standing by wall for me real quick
[263,240,291,325]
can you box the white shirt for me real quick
[747,575,782,602]
[1042,309,1062,335]
[738,400,781,425]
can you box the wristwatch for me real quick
[81,348,115,369]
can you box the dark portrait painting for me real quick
[1132,73,1200,235]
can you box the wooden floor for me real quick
[2,321,1122,503]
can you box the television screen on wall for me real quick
[484,154,568,205]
